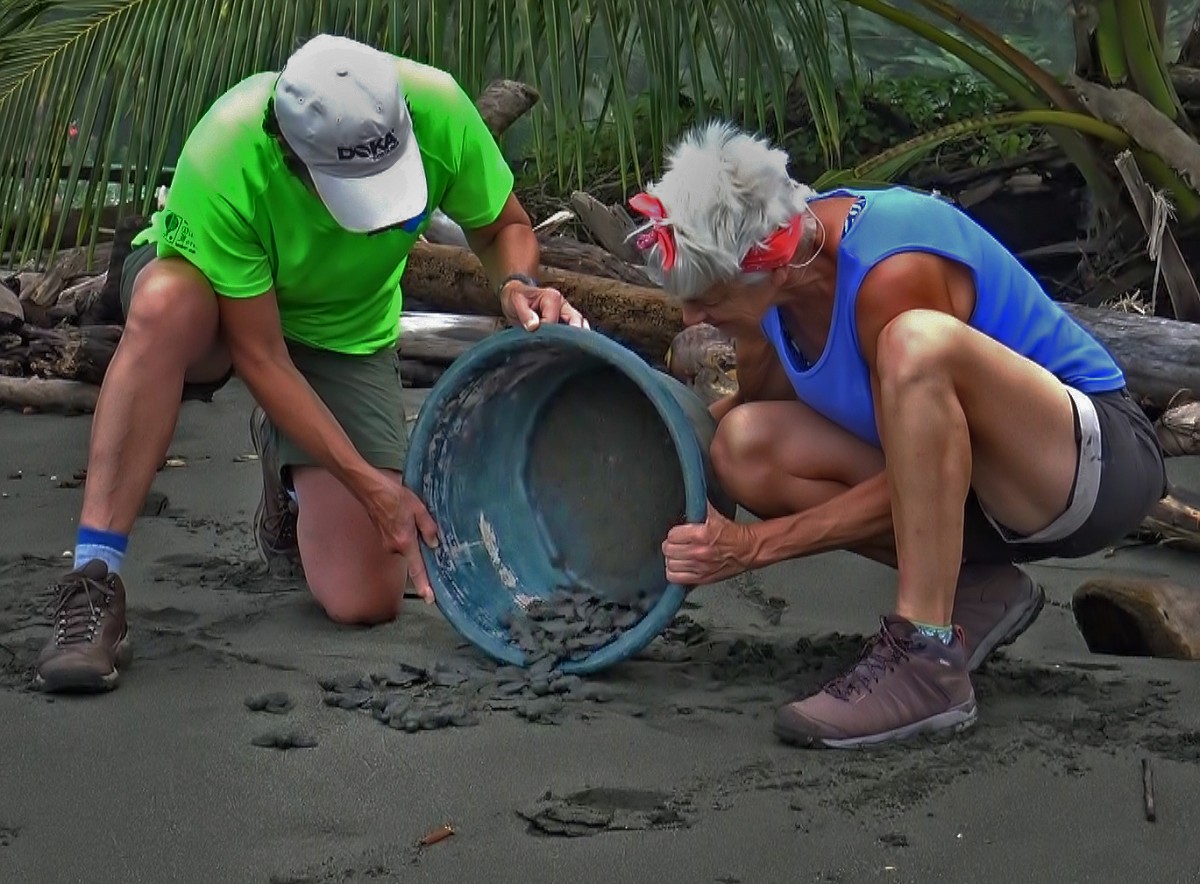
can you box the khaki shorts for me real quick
[120,242,409,479]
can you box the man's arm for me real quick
[216,289,387,506]
[461,192,539,298]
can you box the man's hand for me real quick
[361,474,442,603]
[500,278,589,332]
[662,502,759,585]
[460,193,590,332]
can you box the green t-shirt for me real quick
[132,59,514,354]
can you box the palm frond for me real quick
[814,109,1133,190]
[1,0,845,267]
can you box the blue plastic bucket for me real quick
[403,324,732,674]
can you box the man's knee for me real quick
[124,260,220,350]
[122,259,231,382]
[312,578,399,626]
[874,309,961,390]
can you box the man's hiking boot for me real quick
[33,560,131,693]
[953,563,1045,671]
[774,615,977,749]
[250,407,303,577]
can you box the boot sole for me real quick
[32,635,133,694]
[966,579,1047,672]
[774,697,978,750]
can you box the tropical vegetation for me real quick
[2,0,1200,320]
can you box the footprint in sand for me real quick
[518,787,690,837]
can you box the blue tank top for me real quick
[760,186,1125,448]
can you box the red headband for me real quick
[628,192,805,273]
[628,192,677,270]
[740,214,806,272]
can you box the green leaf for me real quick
[814,109,1132,190]
[0,0,846,265]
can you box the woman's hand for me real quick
[662,502,759,585]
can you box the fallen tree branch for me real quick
[1,324,122,385]
[26,242,112,307]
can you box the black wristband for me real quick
[498,272,538,295]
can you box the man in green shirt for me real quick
[33,34,587,693]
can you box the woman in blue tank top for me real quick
[629,120,1167,750]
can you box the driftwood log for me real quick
[1072,574,1200,660]
[568,191,642,264]
[537,235,652,287]
[401,241,1200,405]
[1156,394,1200,456]
[25,243,112,308]
[399,241,682,364]
[397,313,507,363]
[0,376,99,413]
[1141,485,1200,552]
[474,79,540,139]
[1059,303,1200,410]
[0,323,122,386]
[0,284,21,324]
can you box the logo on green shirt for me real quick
[162,210,196,254]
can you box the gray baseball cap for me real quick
[274,34,428,233]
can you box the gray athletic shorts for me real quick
[962,386,1168,563]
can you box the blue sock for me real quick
[74,526,129,575]
[912,620,954,645]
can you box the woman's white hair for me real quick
[633,120,816,299]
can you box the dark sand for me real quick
[2,379,1200,884]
